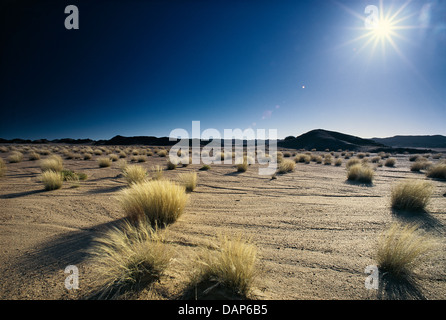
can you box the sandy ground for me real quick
[0,147,445,300]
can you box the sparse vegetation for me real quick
[200,164,211,171]
[178,172,198,192]
[98,157,112,168]
[40,170,63,191]
[346,164,374,183]
[376,222,437,278]
[28,152,40,161]
[8,151,23,163]
[151,165,164,180]
[346,158,361,169]
[157,150,168,157]
[123,165,148,185]
[117,179,188,224]
[191,234,258,298]
[334,158,342,166]
[166,160,176,170]
[426,163,446,179]
[40,155,63,172]
[277,159,295,174]
[0,158,6,177]
[390,179,433,211]
[88,218,172,299]
[385,158,396,167]
[410,159,432,172]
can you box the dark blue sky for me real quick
[1,0,445,140]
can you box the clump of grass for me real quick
[432,153,441,160]
[157,150,168,157]
[109,154,119,162]
[137,155,147,163]
[178,172,198,192]
[294,154,311,163]
[323,154,332,165]
[61,169,87,181]
[83,153,92,160]
[314,155,323,164]
[40,155,63,172]
[385,158,396,167]
[88,219,172,299]
[236,160,248,172]
[98,157,112,168]
[40,170,63,191]
[28,152,41,161]
[334,158,342,166]
[371,156,381,163]
[390,179,433,211]
[151,165,164,180]
[200,164,211,171]
[0,158,6,177]
[346,158,361,169]
[346,164,374,183]
[410,160,432,172]
[409,155,420,162]
[119,151,127,158]
[8,151,23,163]
[94,149,103,155]
[376,222,437,278]
[117,179,188,225]
[426,163,446,179]
[166,160,177,170]
[277,159,295,174]
[192,234,258,298]
[123,165,148,185]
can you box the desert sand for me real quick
[0,146,445,300]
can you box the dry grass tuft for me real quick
[88,219,172,299]
[346,158,361,169]
[123,165,148,185]
[192,234,258,298]
[40,170,63,190]
[178,172,198,192]
[277,159,295,174]
[117,179,188,225]
[346,164,374,183]
[426,163,446,180]
[40,155,63,172]
[376,222,437,278]
[28,152,41,161]
[385,158,396,167]
[390,179,433,212]
[8,151,23,163]
[98,157,112,168]
[0,158,6,177]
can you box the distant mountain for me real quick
[95,135,177,146]
[372,135,446,149]
[278,129,385,151]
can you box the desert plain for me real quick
[0,145,445,300]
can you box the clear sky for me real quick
[0,0,445,140]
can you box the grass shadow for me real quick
[179,279,248,300]
[0,188,47,199]
[377,272,426,300]
[344,179,374,187]
[14,218,128,277]
[391,208,444,233]
[84,185,125,194]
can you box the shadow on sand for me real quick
[391,208,444,233]
[377,273,426,300]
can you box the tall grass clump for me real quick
[410,159,432,172]
[40,155,63,172]
[123,165,148,185]
[0,158,6,177]
[376,222,437,278]
[28,152,41,161]
[98,157,112,168]
[178,172,198,192]
[117,179,188,225]
[346,164,374,183]
[8,151,23,163]
[88,219,172,299]
[385,158,396,167]
[390,179,433,212]
[346,157,361,169]
[277,159,295,174]
[157,150,168,157]
[426,163,446,180]
[192,234,258,298]
[40,170,63,190]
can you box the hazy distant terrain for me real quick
[372,135,446,149]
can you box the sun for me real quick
[372,18,394,39]
[337,0,418,59]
